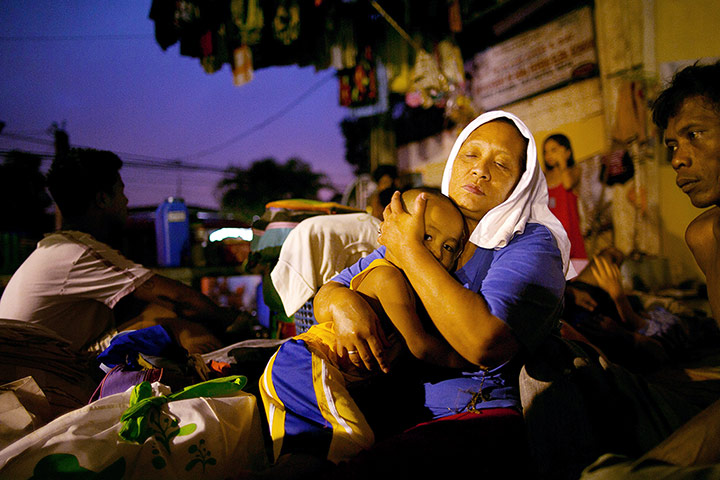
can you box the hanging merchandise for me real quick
[231,0,264,46]
[338,46,378,108]
[384,31,412,94]
[233,45,254,86]
[364,1,456,111]
[199,30,221,73]
[174,0,204,59]
[200,30,213,58]
[329,17,357,70]
[448,0,462,33]
[608,77,660,256]
[600,149,634,186]
[149,0,181,50]
[365,0,442,109]
[612,80,648,145]
[273,0,301,46]
[347,60,389,118]
[437,41,464,86]
[405,49,449,109]
[436,40,477,125]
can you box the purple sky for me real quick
[0,1,354,209]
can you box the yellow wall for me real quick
[533,114,607,164]
[655,0,720,63]
[653,0,720,281]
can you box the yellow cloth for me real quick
[265,199,363,214]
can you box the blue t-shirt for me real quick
[331,222,565,416]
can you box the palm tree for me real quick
[217,157,329,223]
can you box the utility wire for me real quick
[0,148,230,174]
[1,132,230,173]
[3,69,338,168]
[1,132,55,147]
[180,69,337,160]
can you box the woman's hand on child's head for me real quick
[378,191,426,263]
[590,256,624,299]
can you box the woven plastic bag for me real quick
[0,376,268,479]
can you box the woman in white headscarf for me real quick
[258,111,570,474]
[328,110,571,369]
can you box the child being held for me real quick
[301,187,470,375]
[260,188,471,460]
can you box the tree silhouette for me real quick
[0,150,53,235]
[218,157,329,223]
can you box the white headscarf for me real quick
[440,110,574,279]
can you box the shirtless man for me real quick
[652,61,720,325]
[620,61,720,472]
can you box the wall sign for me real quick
[470,7,598,111]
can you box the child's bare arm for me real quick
[590,257,647,331]
[357,264,473,369]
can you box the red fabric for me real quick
[548,184,587,259]
[406,407,521,431]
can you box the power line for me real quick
[0,132,55,147]
[0,148,231,174]
[1,68,340,172]
[180,69,337,160]
[0,131,234,173]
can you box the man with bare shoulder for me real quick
[652,61,720,325]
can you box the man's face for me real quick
[664,96,720,208]
[102,174,129,229]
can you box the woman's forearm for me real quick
[395,243,519,368]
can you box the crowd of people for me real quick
[1,61,720,478]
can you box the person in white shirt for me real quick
[0,148,240,353]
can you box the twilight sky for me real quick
[0,0,354,209]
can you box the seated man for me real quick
[576,60,720,479]
[0,148,243,354]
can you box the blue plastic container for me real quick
[155,197,190,267]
